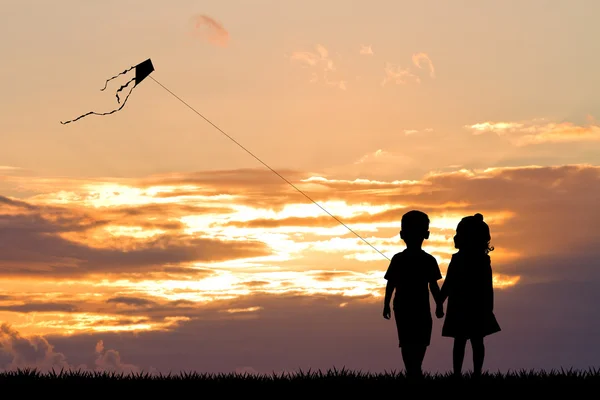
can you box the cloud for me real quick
[290,51,321,67]
[412,52,436,78]
[350,149,414,174]
[0,165,599,335]
[400,128,433,136]
[465,117,600,146]
[189,15,229,47]
[44,282,600,373]
[0,323,70,372]
[107,297,158,307]
[0,324,140,373]
[0,194,271,277]
[382,52,435,86]
[0,166,23,172]
[0,302,79,313]
[94,340,140,373]
[381,62,420,86]
[289,44,347,90]
[359,45,374,55]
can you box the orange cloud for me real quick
[412,52,436,78]
[466,117,600,145]
[1,164,599,335]
[189,14,229,47]
[359,45,374,55]
[381,62,420,86]
[382,52,435,86]
[289,44,347,90]
[0,194,270,277]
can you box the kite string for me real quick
[148,75,390,262]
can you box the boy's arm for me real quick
[429,280,441,305]
[382,281,394,319]
[430,278,444,318]
[384,280,394,308]
[383,255,396,309]
[429,257,444,305]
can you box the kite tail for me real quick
[100,64,136,91]
[115,77,135,103]
[60,83,139,125]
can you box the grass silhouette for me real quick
[2,366,599,393]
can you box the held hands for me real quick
[383,304,391,320]
[435,303,445,319]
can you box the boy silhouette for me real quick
[383,210,443,378]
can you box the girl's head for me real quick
[454,213,494,254]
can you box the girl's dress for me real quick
[441,251,501,339]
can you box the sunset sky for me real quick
[1,0,599,374]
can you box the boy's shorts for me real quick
[394,309,432,348]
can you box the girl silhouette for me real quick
[437,213,501,377]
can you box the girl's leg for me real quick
[471,336,485,377]
[452,337,467,377]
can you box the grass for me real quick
[3,367,599,393]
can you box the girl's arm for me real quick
[439,282,448,304]
[439,258,453,304]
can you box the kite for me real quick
[60,58,155,125]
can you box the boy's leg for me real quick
[471,336,485,377]
[414,345,427,377]
[400,346,415,378]
[452,337,467,377]
[401,345,426,379]
[402,346,422,378]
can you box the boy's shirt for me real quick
[384,248,442,318]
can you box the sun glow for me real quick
[0,174,524,335]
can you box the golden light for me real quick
[0,175,524,336]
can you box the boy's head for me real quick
[400,210,430,247]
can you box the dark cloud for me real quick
[90,318,151,327]
[0,302,79,313]
[0,199,271,277]
[106,297,158,307]
[0,323,144,373]
[101,203,235,222]
[0,195,37,210]
[42,274,600,374]
[0,323,71,371]
[93,340,141,373]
